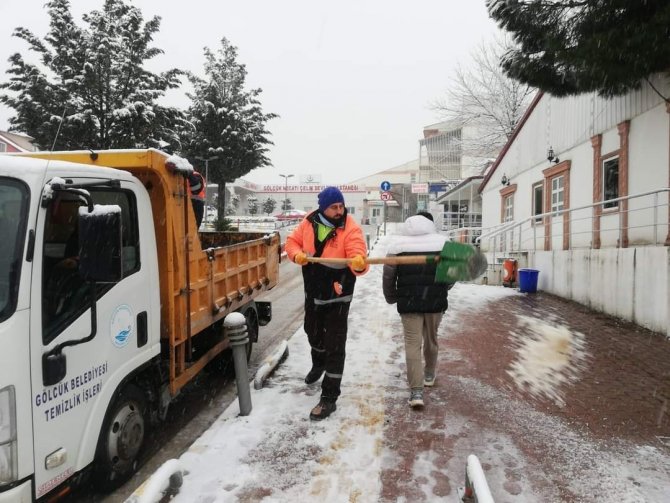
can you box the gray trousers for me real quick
[400,312,443,390]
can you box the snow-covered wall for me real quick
[531,247,669,337]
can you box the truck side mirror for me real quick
[43,352,66,386]
[78,205,123,282]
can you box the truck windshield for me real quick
[0,178,29,323]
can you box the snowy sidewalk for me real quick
[151,236,670,502]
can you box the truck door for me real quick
[30,178,155,499]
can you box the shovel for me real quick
[305,241,488,283]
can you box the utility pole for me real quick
[279,173,294,213]
[196,155,218,224]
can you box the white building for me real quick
[478,76,670,336]
[349,159,420,225]
[420,121,493,183]
[229,178,367,220]
[420,121,494,233]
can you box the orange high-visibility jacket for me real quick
[286,211,368,302]
[188,171,206,200]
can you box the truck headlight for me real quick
[0,386,17,485]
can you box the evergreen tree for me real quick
[0,0,186,150]
[182,38,277,218]
[226,194,240,215]
[246,196,258,216]
[281,198,293,211]
[262,197,277,215]
[487,0,670,98]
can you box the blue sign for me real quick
[380,180,391,191]
[429,183,448,193]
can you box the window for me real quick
[0,178,29,323]
[503,194,514,222]
[372,208,381,217]
[0,142,6,153]
[551,175,564,214]
[347,206,355,215]
[42,187,140,344]
[603,157,619,209]
[532,182,544,223]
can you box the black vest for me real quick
[395,252,450,314]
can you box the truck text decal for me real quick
[37,467,74,498]
[34,361,108,422]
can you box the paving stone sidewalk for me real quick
[380,289,670,502]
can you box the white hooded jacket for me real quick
[386,214,447,255]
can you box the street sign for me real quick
[380,180,391,191]
[380,191,392,201]
[411,183,429,194]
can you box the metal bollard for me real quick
[224,313,252,416]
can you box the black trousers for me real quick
[304,297,351,402]
[191,198,204,228]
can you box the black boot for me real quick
[309,399,336,421]
[304,367,325,384]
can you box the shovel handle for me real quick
[305,255,439,266]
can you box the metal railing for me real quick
[443,226,483,245]
[476,188,670,264]
[440,211,482,231]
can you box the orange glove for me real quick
[294,252,309,266]
[350,254,366,272]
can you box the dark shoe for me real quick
[408,389,424,409]
[304,367,325,384]
[309,400,336,421]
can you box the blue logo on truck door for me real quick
[110,305,133,348]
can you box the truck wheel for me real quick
[94,384,148,491]
[243,308,258,362]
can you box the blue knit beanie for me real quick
[318,186,345,212]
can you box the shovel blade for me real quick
[435,241,488,283]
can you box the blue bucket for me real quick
[518,268,539,293]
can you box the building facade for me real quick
[0,131,36,153]
[478,76,670,336]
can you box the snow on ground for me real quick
[506,315,589,407]
[161,234,670,502]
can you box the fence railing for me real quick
[443,226,483,244]
[440,211,482,231]
[476,188,670,264]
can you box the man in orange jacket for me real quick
[285,186,368,420]
[188,169,206,228]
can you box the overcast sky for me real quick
[0,0,499,185]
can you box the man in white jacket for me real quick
[382,212,454,408]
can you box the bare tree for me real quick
[431,36,536,157]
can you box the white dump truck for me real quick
[0,149,280,501]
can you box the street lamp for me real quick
[196,155,218,223]
[279,173,294,213]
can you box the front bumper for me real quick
[0,479,31,502]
